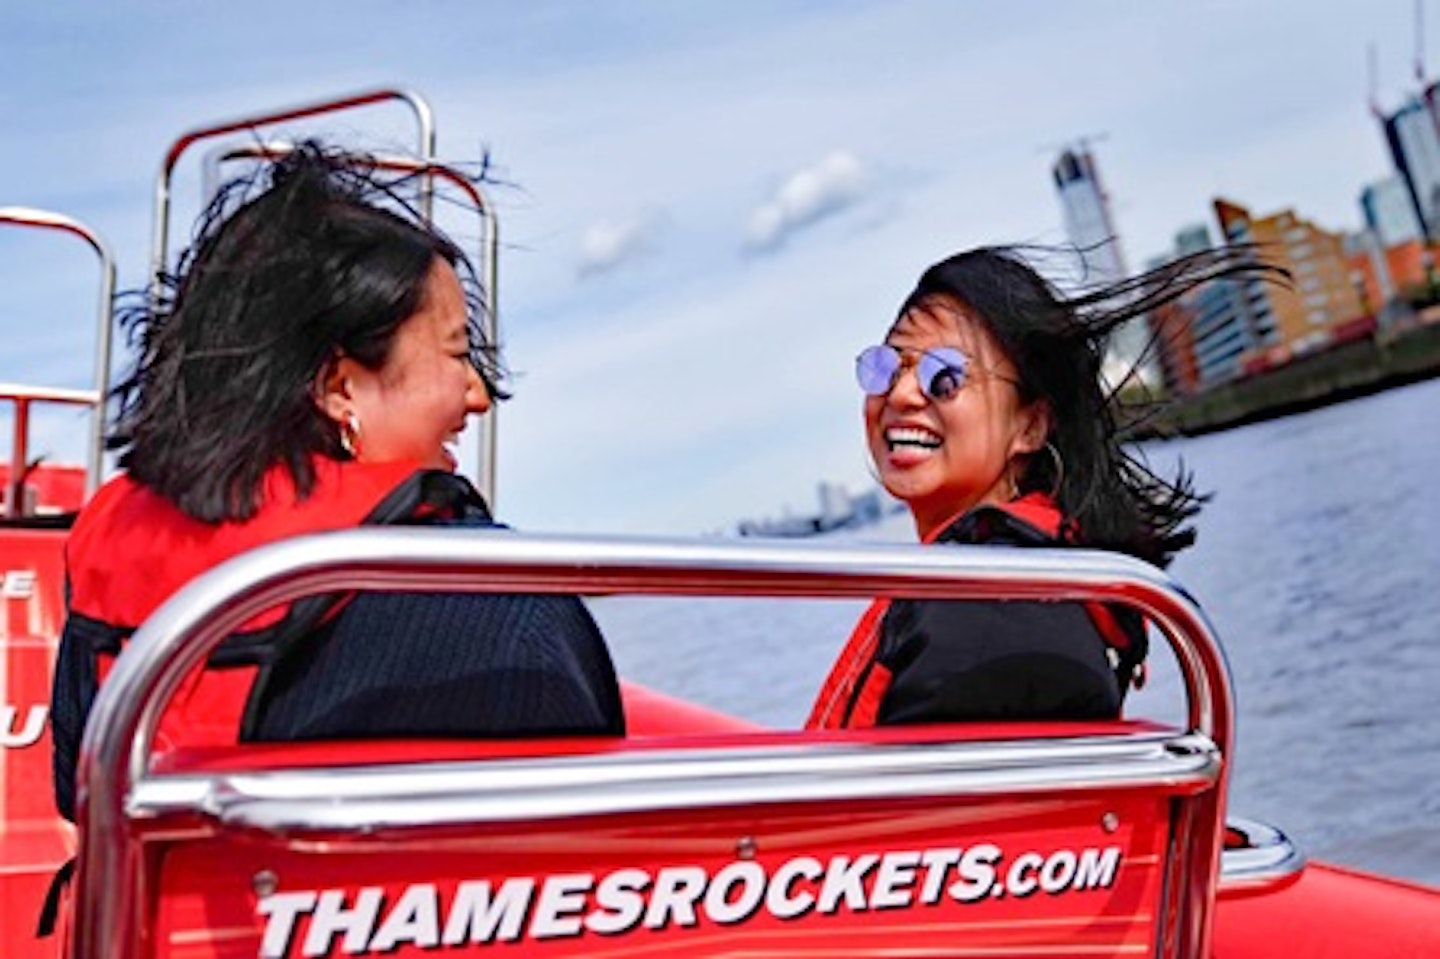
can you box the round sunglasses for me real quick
[855,344,970,401]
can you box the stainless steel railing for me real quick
[71,530,1236,959]
[0,207,116,511]
[150,86,435,301]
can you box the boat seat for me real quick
[68,526,1235,959]
[122,717,1217,958]
[245,590,625,742]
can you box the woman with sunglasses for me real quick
[809,245,1282,729]
[50,144,624,824]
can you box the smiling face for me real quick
[321,258,491,471]
[865,296,1049,539]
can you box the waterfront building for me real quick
[1148,277,1263,391]
[736,481,889,538]
[1190,279,1271,384]
[1213,199,1364,355]
[1353,177,1437,319]
[1347,233,1435,319]
[1173,223,1214,258]
[1379,95,1440,241]
[1147,292,1200,395]
[1360,175,1424,247]
[817,480,855,530]
[1147,223,1277,391]
[1344,230,1396,316]
[1144,242,1201,395]
[1050,145,1157,386]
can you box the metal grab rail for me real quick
[210,142,501,506]
[150,87,436,302]
[0,207,116,512]
[1221,817,1307,889]
[133,731,1221,840]
[72,530,1236,959]
[143,90,506,507]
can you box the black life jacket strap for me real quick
[36,857,74,938]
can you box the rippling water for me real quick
[592,377,1440,887]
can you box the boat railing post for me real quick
[149,87,436,311]
[5,397,26,519]
[477,190,499,506]
[0,207,116,503]
[72,532,1234,959]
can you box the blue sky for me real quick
[0,1,1429,533]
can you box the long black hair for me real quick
[110,141,506,523]
[899,245,1288,567]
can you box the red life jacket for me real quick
[806,493,1142,730]
[64,456,434,754]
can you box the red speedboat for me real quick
[2,90,1436,959]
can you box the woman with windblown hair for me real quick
[809,246,1284,729]
[50,144,624,824]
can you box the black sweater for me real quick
[874,506,1135,725]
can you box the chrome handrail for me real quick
[0,207,116,510]
[73,531,1236,959]
[209,142,500,506]
[1220,816,1307,889]
[131,731,1219,841]
[149,87,436,306]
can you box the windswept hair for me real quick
[110,141,506,523]
[899,245,1289,567]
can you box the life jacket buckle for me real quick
[1131,661,1148,691]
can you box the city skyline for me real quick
[2,1,1434,535]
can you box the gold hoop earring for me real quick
[1043,441,1064,499]
[339,411,362,458]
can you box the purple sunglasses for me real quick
[855,344,970,401]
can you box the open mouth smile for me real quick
[885,426,942,451]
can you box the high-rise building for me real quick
[1050,146,1156,387]
[1173,223,1214,258]
[1214,199,1364,354]
[1380,94,1440,240]
[1053,148,1127,284]
[1360,175,1424,247]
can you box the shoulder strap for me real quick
[938,495,1149,695]
[368,469,493,525]
[235,469,490,738]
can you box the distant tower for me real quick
[1051,144,1157,387]
[1053,146,1127,284]
[1379,94,1440,240]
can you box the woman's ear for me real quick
[1011,399,1053,457]
[313,353,357,424]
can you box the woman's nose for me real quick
[887,363,928,409]
[465,364,492,415]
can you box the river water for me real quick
[593,376,1440,888]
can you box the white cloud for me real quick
[745,151,867,251]
[577,212,664,277]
